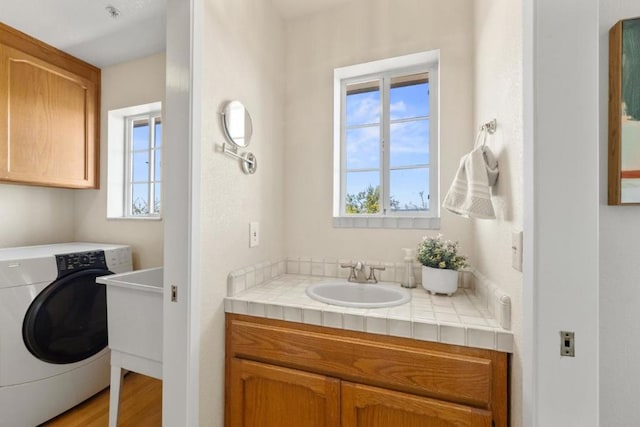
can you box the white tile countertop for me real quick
[224,270,513,353]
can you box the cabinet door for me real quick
[342,382,492,427]
[228,358,340,427]
[0,43,98,188]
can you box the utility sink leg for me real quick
[109,365,125,427]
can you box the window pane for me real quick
[346,80,380,126]
[345,171,380,214]
[389,168,429,212]
[132,151,150,182]
[154,120,162,148]
[131,183,150,215]
[132,121,150,151]
[153,183,161,214]
[154,149,162,181]
[390,120,429,167]
[346,127,380,169]
[390,73,429,120]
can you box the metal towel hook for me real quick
[475,119,497,149]
[481,118,497,135]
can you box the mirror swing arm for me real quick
[222,142,257,174]
[219,100,257,174]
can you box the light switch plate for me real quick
[249,222,259,248]
[512,230,523,272]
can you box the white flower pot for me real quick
[421,266,459,296]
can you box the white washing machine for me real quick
[0,242,132,427]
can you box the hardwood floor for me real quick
[41,373,162,427]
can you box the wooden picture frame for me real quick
[609,17,640,205]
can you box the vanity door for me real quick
[341,382,492,427]
[227,358,340,427]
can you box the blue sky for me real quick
[131,120,162,213]
[345,81,430,211]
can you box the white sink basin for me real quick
[97,267,163,364]
[306,280,411,308]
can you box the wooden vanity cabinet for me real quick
[0,23,100,189]
[226,314,508,427]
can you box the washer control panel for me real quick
[105,247,133,272]
[55,250,108,277]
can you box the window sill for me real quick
[106,216,163,221]
[332,216,440,230]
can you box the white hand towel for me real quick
[442,146,496,219]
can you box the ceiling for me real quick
[1,0,166,68]
[0,0,355,69]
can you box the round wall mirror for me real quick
[221,100,253,148]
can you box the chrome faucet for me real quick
[340,261,386,284]
[353,261,367,283]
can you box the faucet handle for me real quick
[367,265,386,283]
[340,263,356,281]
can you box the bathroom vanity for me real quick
[226,314,507,427]
[224,264,511,427]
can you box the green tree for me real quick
[132,197,161,216]
[346,185,380,214]
[401,191,428,211]
[346,185,402,214]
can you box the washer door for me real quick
[22,268,112,364]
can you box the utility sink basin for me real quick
[97,267,163,365]
[306,280,411,308]
[97,267,164,425]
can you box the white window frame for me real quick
[106,101,163,220]
[333,51,440,229]
[125,112,162,217]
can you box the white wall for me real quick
[599,1,640,425]
[74,53,166,269]
[198,1,285,425]
[283,0,475,262]
[0,185,75,247]
[472,1,523,425]
[525,0,600,425]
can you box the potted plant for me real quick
[417,234,468,295]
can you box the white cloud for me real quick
[389,121,429,155]
[346,93,380,125]
[346,127,380,169]
[390,101,407,114]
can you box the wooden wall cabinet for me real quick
[226,314,508,427]
[0,23,100,189]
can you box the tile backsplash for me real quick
[226,260,286,296]
[284,257,474,287]
[227,256,511,331]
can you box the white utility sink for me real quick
[97,267,163,427]
[97,267,164,367]
[306,280,411,308]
